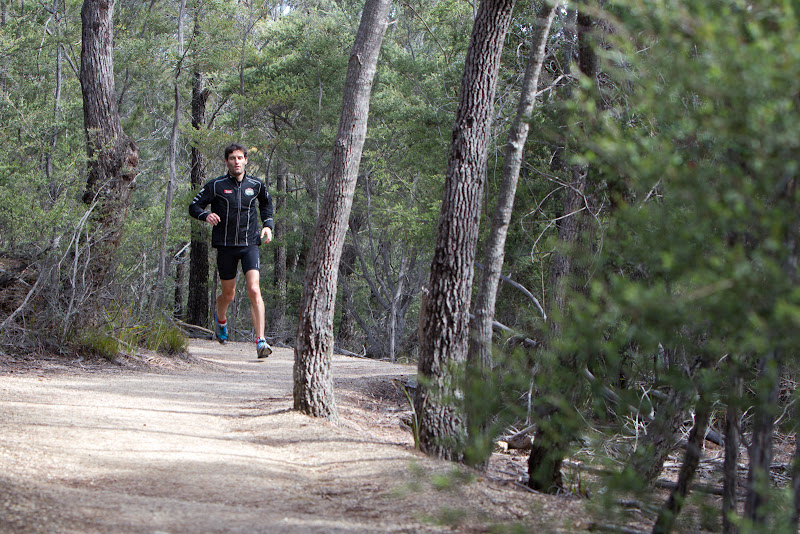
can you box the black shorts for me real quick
[216,246,260,280]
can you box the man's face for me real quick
[225,150,247,179]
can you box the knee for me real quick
[219,287,236,303]
[246,284,261,302]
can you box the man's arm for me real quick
[189,182,218,225]
[258,182,274,242]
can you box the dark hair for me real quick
[224,143,247,159]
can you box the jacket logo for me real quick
[245,188,255,196]
[224,189,233,194]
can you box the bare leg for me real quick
[217,278,237,323]
[244,269,265,339]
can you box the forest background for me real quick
[2,0,800,532]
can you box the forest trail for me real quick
[0,340,578,533]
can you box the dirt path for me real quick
[0,340,582,533]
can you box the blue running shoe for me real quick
[256,337,272,359]
[214,312,228,344]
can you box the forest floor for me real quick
[0,339,595,533]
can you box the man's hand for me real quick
[205,213,221,226]
[261,226,273,243]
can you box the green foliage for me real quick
[571,0,800,366]
[75,306,187,359]
[527,0,800,525]
[396,379,421,448]
[76,328,122,361]
[123,318,188,355]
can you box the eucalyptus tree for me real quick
[459,1,557,468]
[415,0,517,461]
[80,0,140,289]
[0,0,85,351]
[294,0,393,419]
[244,3,356,335]
[111,0,200,316]
[155,0,188,308]
[468,1,556,377]
[187,5,211,327]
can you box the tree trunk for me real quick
[337,240,357,348]
[548,6,599,326]
[745,351,780,525]
[652,396,712,534]
[416,0,516,461]
[466,3,556,450]
[469,1,555,369]
[46,0,62,195]
[529,4,598,489]
[186,46,209,327]
[387,252,406,363]
[272,161,288,338]
[80,0,140,290]
[528,426,565,493]
[723,375,741,534]
[294,0,392,420]
[157,0,187,299]
[173,243,186,318]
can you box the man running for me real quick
[189,143,274,359]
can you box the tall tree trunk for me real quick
[80,0,140,290]
[547,6,600,322]
[387,252,407,363]
[529,4,599,491]
[745,351,780,525]
[415,0,516,461]
[272,160,288,338]
[294,0,392,420]
[466,4,556,454]
[186,41,209,327]
[157,0,187,301]
[469,1,555,369]
[723,372,741,534]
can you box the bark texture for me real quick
[80,0,140,288]
[415,0,516,461]
[187,66,209,327]
[294,0,392,419]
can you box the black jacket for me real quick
[189,174,274,248]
